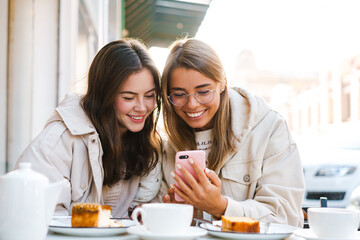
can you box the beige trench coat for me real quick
[15,93,161,217]
[160,88,305,227]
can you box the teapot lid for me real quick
[0,162,49,185]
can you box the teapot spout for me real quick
[45,179,68,223]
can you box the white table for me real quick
[46,230,303,240]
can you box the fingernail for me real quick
[171,184,175,189]
[171,171,175,177]
[165,194,170,199]
[205,168,211,174]
[176,163,182,169]
[188,158,194,164]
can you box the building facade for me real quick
[281,55,360,136]
[0,0,123,174]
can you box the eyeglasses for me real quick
[168,89,216,106]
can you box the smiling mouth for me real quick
[131,116,143,120]
[186,110,206,118]
[127,115,145,121]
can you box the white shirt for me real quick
[195,129,212,165]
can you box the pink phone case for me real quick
[174,150,206,202]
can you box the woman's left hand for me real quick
[171,158,228,218]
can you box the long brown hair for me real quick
[161,38,237,171]
[82,39,161,186]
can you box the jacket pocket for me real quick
[222,160,262,184]
[220,160,262,200]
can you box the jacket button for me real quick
[91,139,95,143]
[243,174,250,182]
[81,184,86,190]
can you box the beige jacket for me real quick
[15,93,161,217]
[160,88,305,227]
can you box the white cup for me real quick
[131,203,193,235]
[308,207,360,239]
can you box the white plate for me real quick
[293,229,360,240]
[127,225,207,240]
[49,216,135,237]
[200,221,298,240]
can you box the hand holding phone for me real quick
[174,150,206,201]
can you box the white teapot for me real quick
[0,162,68,240]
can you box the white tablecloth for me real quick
[46,231,303,240]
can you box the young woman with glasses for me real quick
[160,38,305,227]
[15,39,162,217]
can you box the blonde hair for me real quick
[161,38,237,171]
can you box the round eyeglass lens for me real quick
[196,90,214,104]
[169,92,187,106]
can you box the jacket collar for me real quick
[229,87,271,143]
[212,87,272,171]
[49,93,96,135]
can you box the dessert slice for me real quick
[221,216,260,233]
[71,203,111,227]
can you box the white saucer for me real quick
[49,217,135,237]
[293,229,360,240]
[127,226,207,240]
[201,222,298,240]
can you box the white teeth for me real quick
[186,110,205,118]
[131,116,143,120]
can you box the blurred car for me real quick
[299,123,360,210]
[302,148,360,209]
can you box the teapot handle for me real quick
[45,179,69,223]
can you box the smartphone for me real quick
[174,150,206,202]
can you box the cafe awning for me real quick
[124,0,212,48]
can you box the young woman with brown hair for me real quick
[16,39,162,217]
[160,38,305,227]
